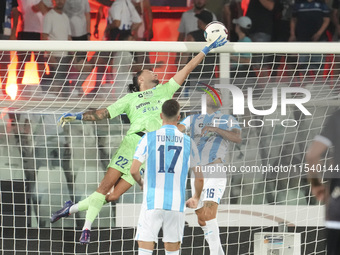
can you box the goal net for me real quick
[0,40,339,254]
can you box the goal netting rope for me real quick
[0,40,339,254]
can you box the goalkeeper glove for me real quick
[57,112,83,127]
[201,35,227,56]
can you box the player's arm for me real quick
[177,124,186,132]
[173,36,227,85]
[83,108,110,121]
[131,136,148,189]
[201,126,242,144]
[58,94,128,126]
[178,115,190,133]
[131,159,144,188]
[305,140,328,201]
[177,34,194,69]
[186,140,203,208]
[57,108,110,127]
[192,166,204,199]
[186,166,204,208]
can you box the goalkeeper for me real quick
[50,36,227,244]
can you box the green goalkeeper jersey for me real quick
[107,78,180,135]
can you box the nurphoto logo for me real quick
[200,84,312,128]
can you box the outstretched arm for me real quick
[186,166,204,208]
[82,108,110,121]
[173,52,206,85]
[131,159,144,189]
[173,36,227,85]
[58,108,110,127]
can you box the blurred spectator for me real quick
[186,10,213,42]
[0,0,18,96]
[184,10,217,80]
[206,0,228,21]
[16,0,47,96]
[63,0,92,97]
[89,1,113,98]
[177,0,216,41]
[179,10,217,97]
[229,16,256,83]
[289,0,330,81]
[271,0,294,78]
[132,0,153,69]
[272,0,294,42]
[41,0,72,95]
[106,0,142,41]
[112,33,140,97]
[246,0,277,82]
[132,0,153,41]
[289,0,330,42]
[0,0,18,40]
[64,0,91,41]
[91,0,142,98]
[42,0,53,9]
[332,0,340,82]
[332,0,340,40]
[222,0,243,42]
[246,0,276,42]
[93,2,111,39]
[42,0,71,41]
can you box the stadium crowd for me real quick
[0,0,338,97]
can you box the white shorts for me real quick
[135,205,185,243]
[191,170,227,210]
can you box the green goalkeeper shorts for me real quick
[108,133,143,185]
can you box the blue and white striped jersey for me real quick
[180,111,241,165]
[134,125,200,212]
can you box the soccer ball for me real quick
[204,21,228,43]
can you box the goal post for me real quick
[0,40,339,254]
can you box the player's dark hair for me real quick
[162,99,180,120]
[128,70,143,93]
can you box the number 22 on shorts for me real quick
[115,156,128,169]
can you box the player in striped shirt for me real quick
[131,99,204,255]
[50,36,227,244]
[178,88,242,255]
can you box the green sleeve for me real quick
[157,78,180,98]
[106,95,129,119]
